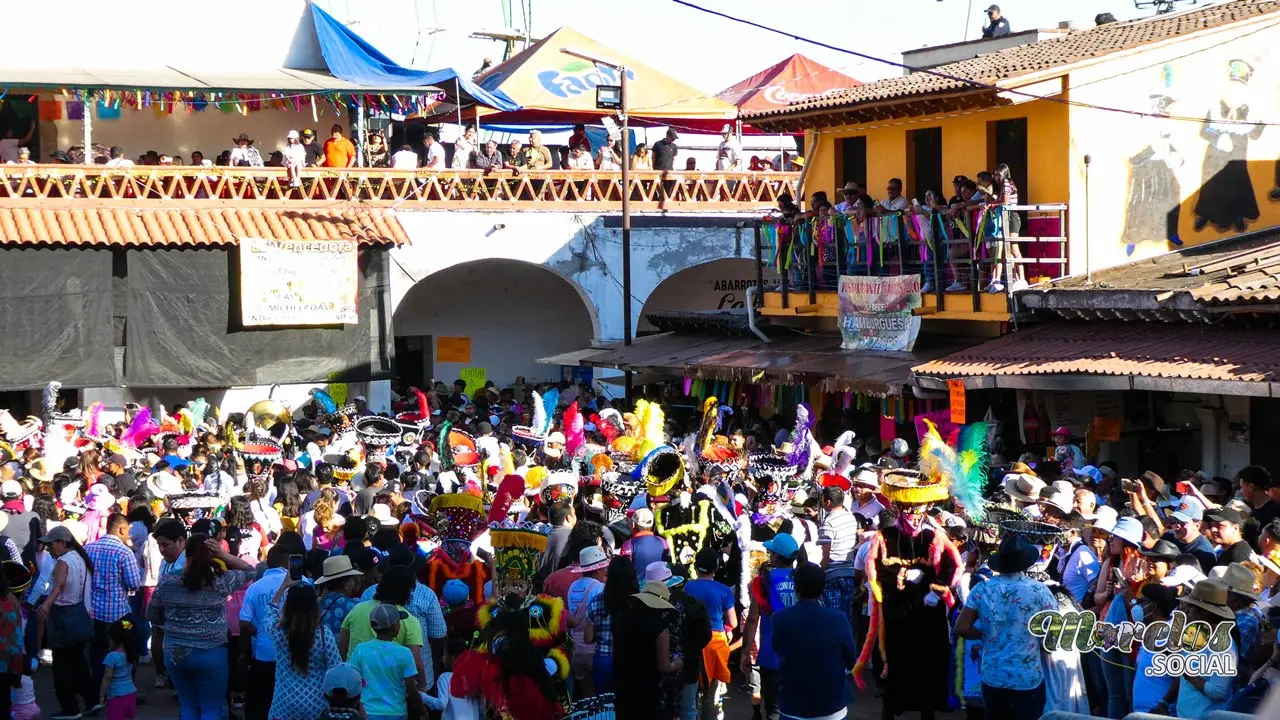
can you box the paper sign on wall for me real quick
[326,371,348,407]
[459,368,486,397]
[437,336,472,363]
[948,379,966,425]
[239,238,358,326]
[1092,416,1122,442]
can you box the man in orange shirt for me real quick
[323,124,357,168]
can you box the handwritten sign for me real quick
[837,275,922,351]
[948,379,966,425]
[326,372,348,407]
[459,368,487,397]
[437,336,472,363]
[239,238,358,326]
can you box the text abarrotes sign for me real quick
[837,274,922,352]
[240,238,358,326]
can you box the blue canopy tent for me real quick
[309,2,518,112]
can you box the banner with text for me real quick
[240,238,359,326]
[837,274,922,351]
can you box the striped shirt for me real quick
[819,508,860,579]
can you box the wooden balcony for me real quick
[754,204,1069,323]
[0,164,799,211]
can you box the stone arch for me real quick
[392,259,598,388]
[638,257,761,332]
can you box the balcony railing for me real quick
[0,164,799,211]
[754,203,1068,315]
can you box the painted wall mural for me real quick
[1074,27,1280,266]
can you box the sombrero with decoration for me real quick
[429,492,488,543]
[240,438,283,465]
[542,470,578,505]
[640,446,685,499]
[880,468,949,506]
[747,452,794,486]
[512,388,557,449]
[2,561,31,593]
[354,416,402,448]
[309,388,356,432]
[601,472,641,523]
[394,388,432,437]
[488,520,552,596]
[444,427,481,468]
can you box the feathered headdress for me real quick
[41,381,61,426]
[918,418,988,520]
[437,420,455,471]
[786,403,814,469]
[636,400,666,461]
[85,402,105,439]
[596,408,623,444]
[188,398,209,431]
[121,408,158,450]
[831,430,857,477]
[563,401,584,459]
[540,389,559,436]
[310,388,337,415]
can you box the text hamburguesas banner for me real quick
[239,238,358,326]
[837,274,922,351]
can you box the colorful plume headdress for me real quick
[917,418,989,520]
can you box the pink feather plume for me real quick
[564,402,585,458]
[121,407,158,450]
[85,402,104,438]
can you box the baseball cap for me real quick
[38,525,76,544]
[301,128,315,137]
[633,508,655,529]
[287,129,299,140]
[1206,506,1243,526]
[1170,496,1205,523]
[369,603,408,631]
[763,532,800,560]
[322,663,363,698]
[0,479,22,499]
[986,4,1000,12]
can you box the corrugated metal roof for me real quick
[745,0,1280,122]
[912,322,1280,383]
[559,331,972,397]
[0,207,407,247]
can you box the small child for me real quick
[100,619,138,720]
[319,663,367,720]
[348,604,428,720]
[420,637,481,720]
[12,674,39,720]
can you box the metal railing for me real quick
[0,164,799,210]
[754,203,1068,312]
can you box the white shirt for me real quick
[424,142,446,169]
[105,158,135,168]
[568,152,593,170]
[878,195,909,213]
[282,144,305,168]
[421,671,481,720]
[716,138,741,170]
[452,138,475,169]
[392,149,419,169]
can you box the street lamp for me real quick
[561,47,634,398]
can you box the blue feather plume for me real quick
[310,388,337,415]
[540,388,560,436]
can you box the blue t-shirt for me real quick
[1132,645,1176,713]
[350,638,417,719]
[685,578,735,632]
[104,650,136,698]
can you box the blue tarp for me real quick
[309,3,518,112]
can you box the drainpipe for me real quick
[746,286,769,343]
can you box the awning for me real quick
[545,332,967,397]
[418,26,736,130]
[308,3,517,110]
[0,207,407,247]
[913,321,1280,396]
[718,54,861,121]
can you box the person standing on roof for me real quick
[983,5,1011,38]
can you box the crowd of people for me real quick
[774,164,1029,294]
[2,379,1278,720]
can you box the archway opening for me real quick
[393,259,596,390]
[639,258,763,333]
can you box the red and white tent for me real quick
[719,54,861,118]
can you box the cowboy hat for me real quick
[1219,562,1260,600]
[1050,426,1071,438]
[633,580,674,610]
[573,546,611,574]
[1003,473,1046,503]
[851,463,881,490]
[233,132,255,145]
[27,458,52,485]
[990,533,1039,574]
[315,555,366,586]
[1140,539,1180,562]
[1180,579,1235,620]
[1038,487,1074,516]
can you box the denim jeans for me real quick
[593,652,614,695]
[129,591,152,654]
[1100,648,1134,718]
[981,681,1045,720]
[679,682,699,720]
[165,646,229,720]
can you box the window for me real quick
[906,128,942,203]
[836,136,867,191]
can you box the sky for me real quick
[320,0,1200,94]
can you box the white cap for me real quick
[287,129,300,140]
[354,395,367,403]
[633,507,655,528]
[0,479,22,498]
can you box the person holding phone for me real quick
[263,574,342,720]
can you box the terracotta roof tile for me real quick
[746,0,1280,122]
[912,322,1280,383]
[0,207,408,247]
